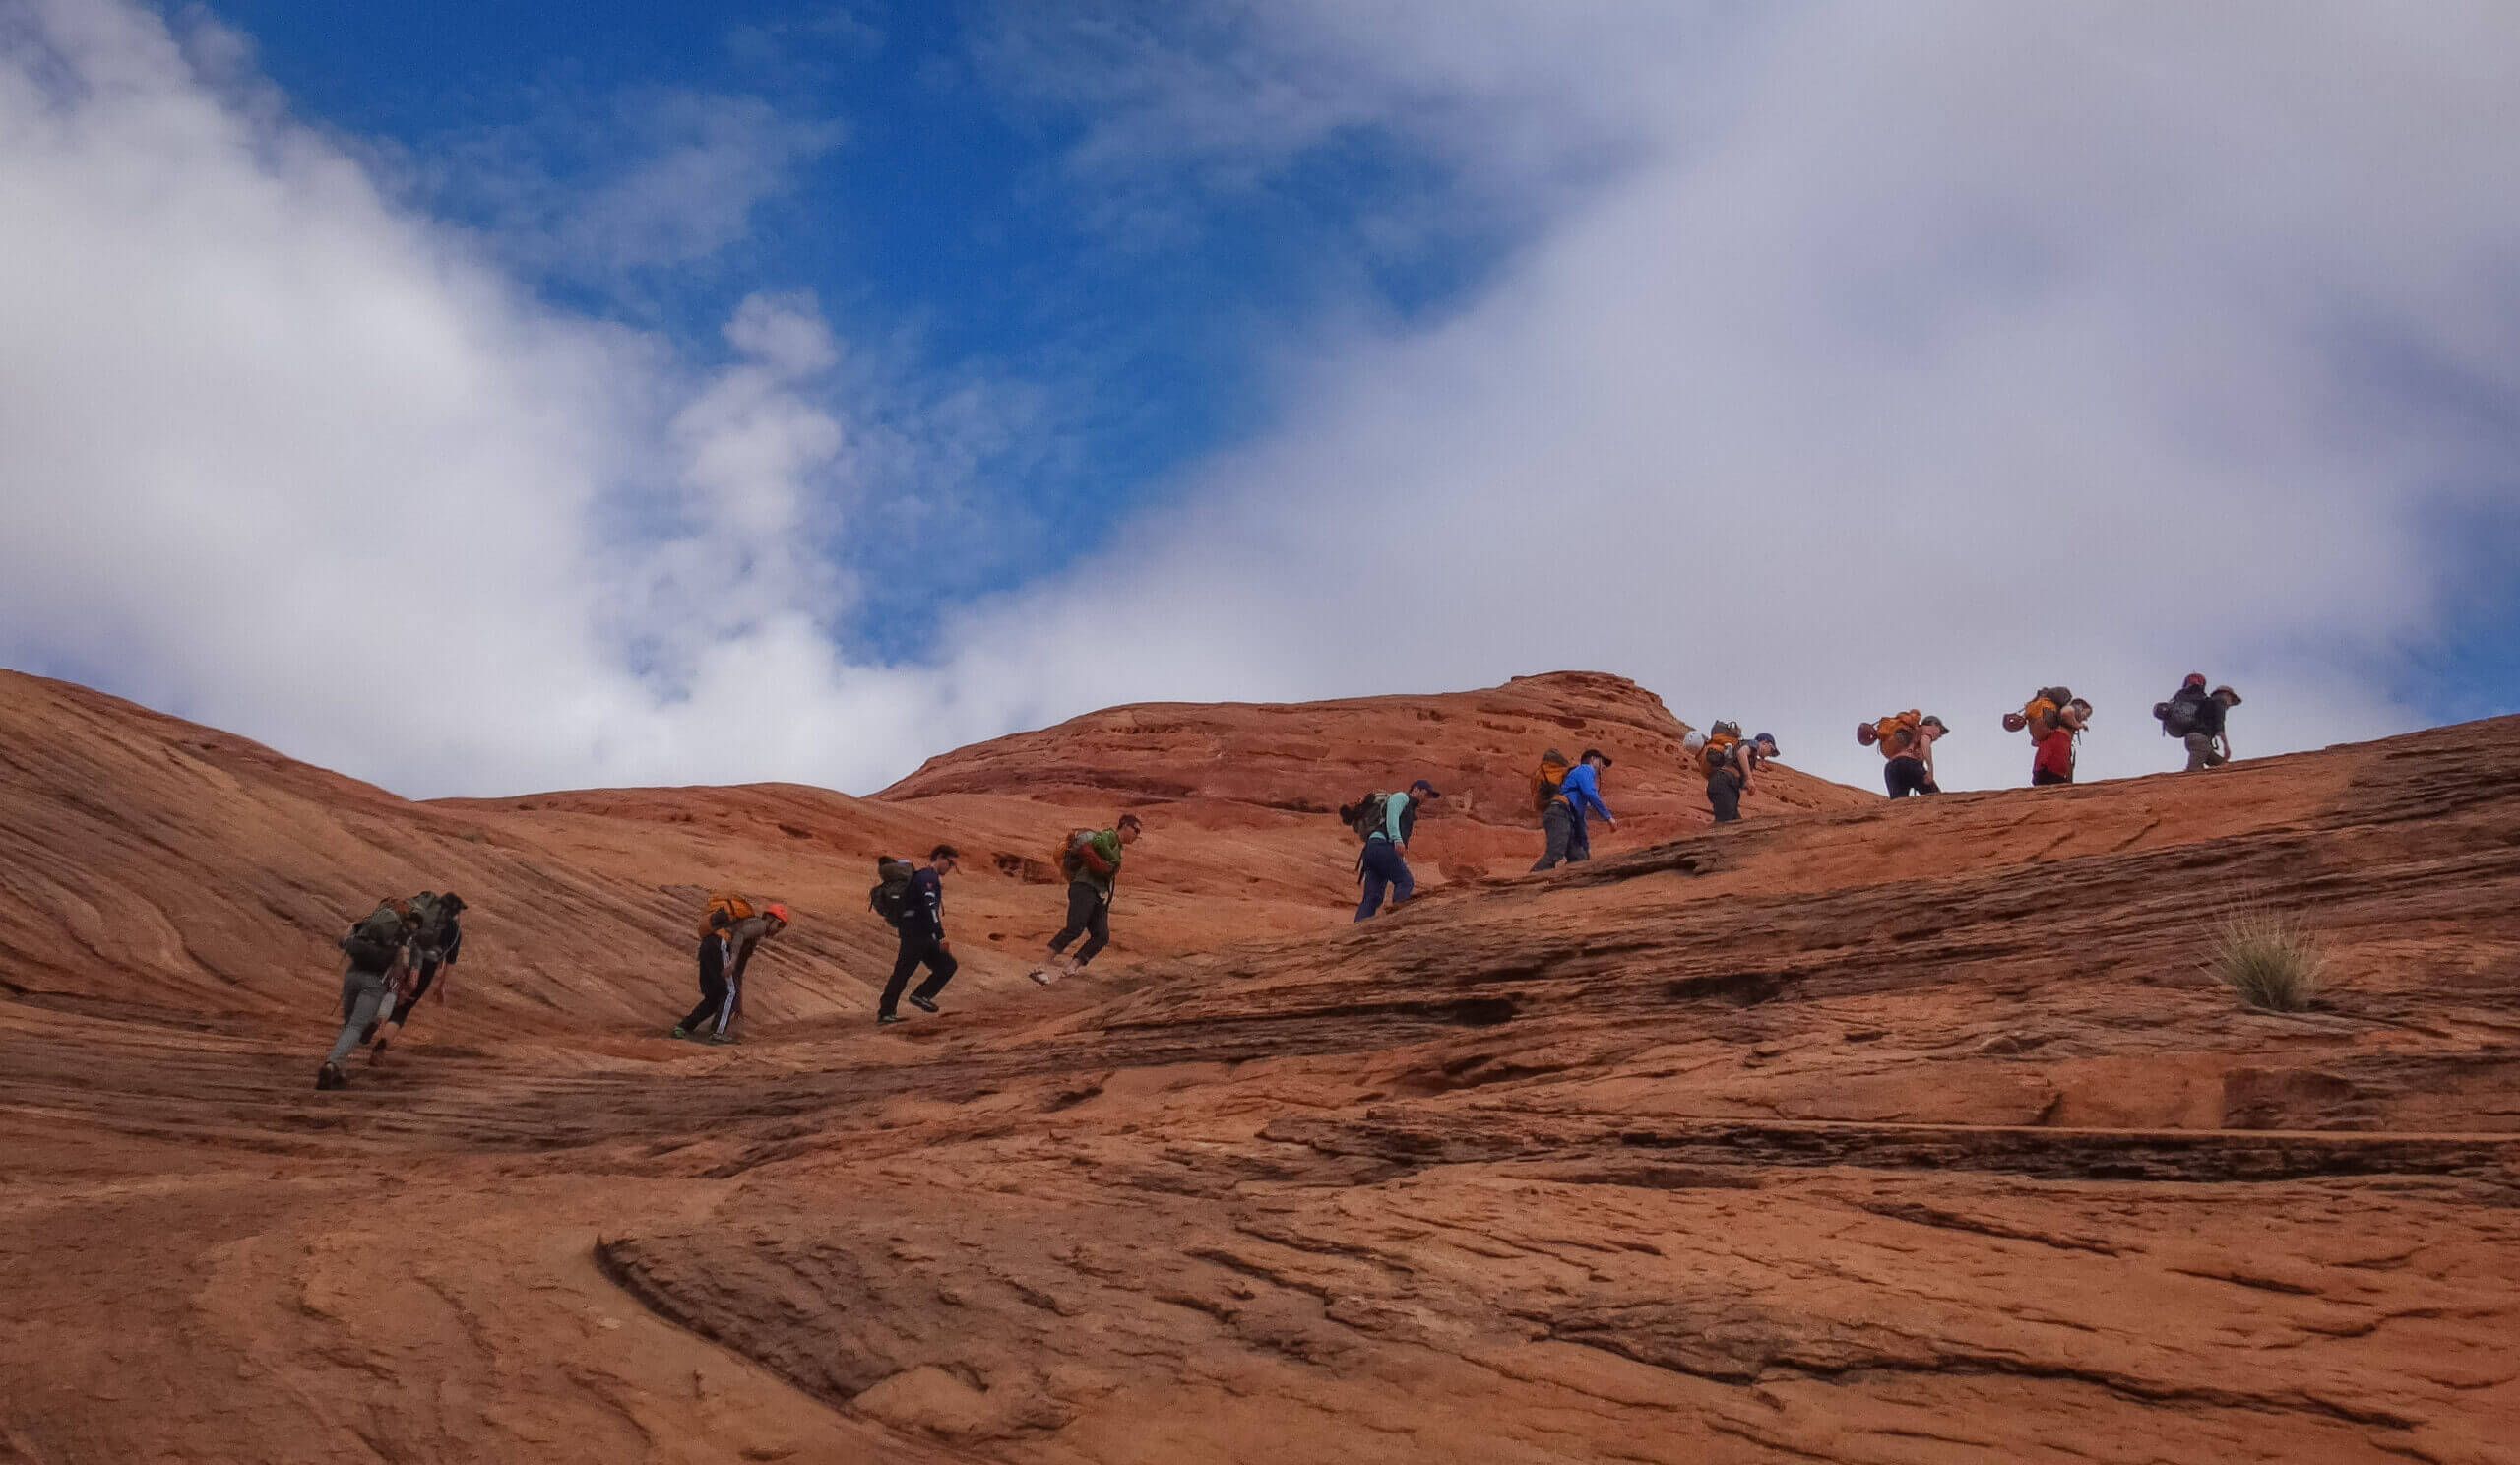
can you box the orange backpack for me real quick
[1701,725,1741,772]
[1532,748,1574,815]
[2004,688,2067,736]
[696,893,756,938]
[1858,710,1922,758]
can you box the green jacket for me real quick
[1064,828,1125,896]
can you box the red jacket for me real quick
[2034,728,2076,782]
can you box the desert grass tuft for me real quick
[2208,910,2325,1013]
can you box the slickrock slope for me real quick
[2,668,2516,1465]
[877,669,1871,879]
[0,669,1852,1038]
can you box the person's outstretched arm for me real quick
[1570,768,1614,825]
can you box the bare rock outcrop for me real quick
[1,667,2515,1464]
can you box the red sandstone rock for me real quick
[1,667,2514,1463]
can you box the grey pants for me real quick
[2184,732,2228,771]
[325,966,392,1067]
[1530,800,1592,871]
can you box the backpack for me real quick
[867,858,916,928]
[696,893,756,939]
[340,902,406,972]
[1858,711,1922,756]
[1701,725,1742,773]
[1339,792,1393,842]
[1054,829,1114,880]
[2002,688,2072,735]
[1531,748,1573,816]
[2156,686,2208,737]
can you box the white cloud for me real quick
[406,87,842,281]
[0,0,915,796]
[2,0,2515,805]
[926,0,2520,792]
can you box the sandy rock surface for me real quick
[1,668,2514,1463]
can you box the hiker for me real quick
[2039,698,2092,787]
[1029,814,1142,985]
[1534,749,1615,869]
[671,909,738,1042]
[368,891,465,1061]
[1707,731,1780,823]
[718,901,790,1032]
[2007,688,2090,787]
[876,846,960,1024]
[317,898,419,1089]
[2156,675,2242,770]
[1860,712,1946,796]
[1352,780,1440,921]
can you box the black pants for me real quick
[1707,769,1744,823]
[387,957,441,1027]
[880,930,959,1016]
[1884,755,1938,797]
[2032,767,2072,787]
[679,969,731,1035]
[1048,882,1110,966]
[1531,799,1592,870]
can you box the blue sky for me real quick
[3,1,2516,798]
[201,0,1522,659]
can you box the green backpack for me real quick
[340,902,407,972]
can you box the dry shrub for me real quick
[2209,911,2326,1012]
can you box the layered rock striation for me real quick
[1,668,2514,1463]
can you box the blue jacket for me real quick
[1560,763,1613,826]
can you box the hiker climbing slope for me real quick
[1534,749,1614,869]
[1030,814,1141,986]
[369,891,463,1062]
[1859,712,1946,796]
[875,846,960,1024]
[318,898,418,1090]
[2005,688,2089,787]
[1349,780,1439,921]
[671,908,737,1042]
[2156,674,2242,770]
[1706,728,1779,824]
[718,899,790,1031]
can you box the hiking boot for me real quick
[368,1034,390,1062]
[908,995,938,1014]
[705,1032,737,1045]
[877,1012,906,1025]
[315,1062,345,1091]
[668,1025,690,1041]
